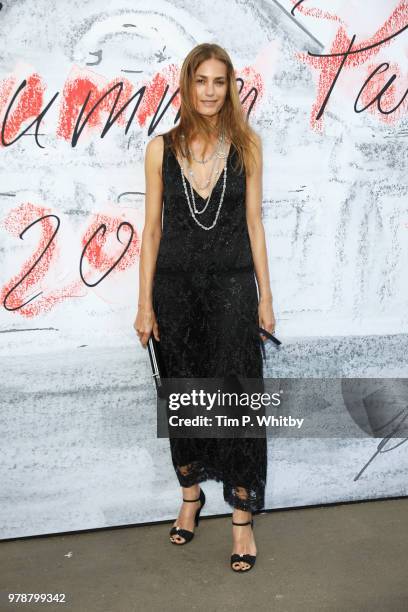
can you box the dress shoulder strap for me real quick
[161,131,171,148]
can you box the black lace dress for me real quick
[152,132,267,513]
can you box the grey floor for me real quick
[1,498,407,612]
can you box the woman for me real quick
[134,43,275,573]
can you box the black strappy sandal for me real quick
[169,487,206,545]
[231,519,256,572]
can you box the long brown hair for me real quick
[165,43,258,176]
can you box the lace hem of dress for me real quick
[174,457,266,513]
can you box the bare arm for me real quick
[245,131,276,334]
[134,135,164,346]
[245,131,272,301]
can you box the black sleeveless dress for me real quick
[152,131,267,513]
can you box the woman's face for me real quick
[192,58,228,119]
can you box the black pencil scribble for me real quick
[117,191,145,202]
[86,50,103,66]
[354,407,408,481]
[0,327,59,333]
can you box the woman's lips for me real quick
[202,101,217,105]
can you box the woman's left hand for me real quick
[258,297,276,340]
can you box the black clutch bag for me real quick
[258,326,281,360]
[147,334,168,398]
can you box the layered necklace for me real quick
[178,132,229,231]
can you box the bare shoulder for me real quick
[249,128,262,152]
[145,134,165,178]
[145,134,165,160]
[247,128,263,176]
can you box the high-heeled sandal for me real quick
[230,518,256,572]
[169,487,206,545]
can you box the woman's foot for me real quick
[170,484,202,544]
[231,509,257,571]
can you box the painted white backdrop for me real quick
[0,0,407,539]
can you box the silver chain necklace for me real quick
[179,132,229,230]
[190,141,221,164]
[181,132,223,165]
[183,133,225,191]
[188,154,221,192]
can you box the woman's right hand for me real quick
[134,304,160,348]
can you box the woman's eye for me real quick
[196,80,225,84]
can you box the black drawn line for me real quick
[308,26,408,120]
[71,81,146,146]
[2,74,258,147]
[121,69,143,73]
[1,79,59,148]
[308,22,408,58]
[0,192,16,197]
[79,222,134,287]
[235,78,258,118]
[270,0,324,48]
[291,0,305,16]
[354,407,408,481]
[3,214,60,311]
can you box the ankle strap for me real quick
[232,520,252,526]
[183,497,200,502]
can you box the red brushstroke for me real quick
[239,65,264,112]
[360,60,407,122]
[0,75,16,121]
[0,62,263,316]
[57,70,134,140]
[137,70,177,126]
[81,213,139,277]
[0,203,80,317]
[0,73,45,145]
[0,61,263,144]
[1,204,140,318]
[295,1,407,130]
[291,0,344,23]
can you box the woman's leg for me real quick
[205,271,266,568]
[153,273,206,542]
[169,482,201,544]
[232,505,257,570]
